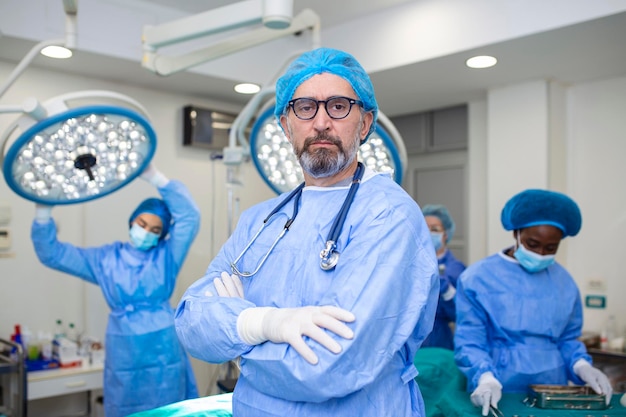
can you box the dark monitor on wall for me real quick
[182,105,236,150]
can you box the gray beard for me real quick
[293,132,360,179]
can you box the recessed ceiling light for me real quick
[466,55,497,69]
[41,45,73,59]
[234,83,261,94]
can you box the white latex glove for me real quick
[34,204,53,224]
[140,163,169,188]
[214,271,244,298]
[237,305,355,365]
[470,372,502,416]
[574,359,613,404]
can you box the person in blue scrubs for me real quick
[420,204,465,350]
[31,164,200,417]
[454,189,612,416]
[175,47,439,417]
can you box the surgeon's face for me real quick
[514,225,563,256]
[280,73,373,184]
[133,213,163,236]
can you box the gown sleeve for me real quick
[454,263,497,389]
[31,218,104,285]
[558,286,592,385]
[158,180,201,279]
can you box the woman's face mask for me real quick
[430,232,444,252]
[129,223,159,250]
[514,235,555,273]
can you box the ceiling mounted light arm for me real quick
[225,49,308,166]
[0,39,63,98]
[0,0,77,98]
[141,0,320,76]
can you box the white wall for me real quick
[566,75,626,334]
[0,60,275,395]
[466,75,626,336]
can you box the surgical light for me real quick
[1,91,157,205]
[249,107,403,195]
[0,1,156,206]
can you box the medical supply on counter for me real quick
[54,319,66,340]
[525,385,607,410]
[66,322,78,343]
[38,331,53,360]
[11,324,22,347]
[53,337,82,368]
[600,315,625,352]
[9,324,23,362]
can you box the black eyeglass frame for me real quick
[287,96,364,120]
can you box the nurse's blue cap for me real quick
[274,47,378,141]
[129,198,172,239]
[501,189,582,237]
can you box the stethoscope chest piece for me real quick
[320,241,340,270]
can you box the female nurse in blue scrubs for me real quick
[454,189,612,416]
[31,163,200,417]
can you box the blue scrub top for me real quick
[454,249,591,392]
[175,169,439,417]
[421,249,466,350]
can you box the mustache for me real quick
[303,133,343,149]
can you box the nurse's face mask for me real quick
[430,232,444,252]
[425,216,446,253]
[514,233,556,273]
[129,213,163,250]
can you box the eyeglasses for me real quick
[288,96,364,120]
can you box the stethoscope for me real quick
[230,162,365,277]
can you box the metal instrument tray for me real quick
[526,384,608,410]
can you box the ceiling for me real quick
[1,1,626,117]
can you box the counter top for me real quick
[28,362,103,381]
[27,362,103,400]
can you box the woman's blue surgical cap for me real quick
[501,189,582,237]
[422,204,456,243]
[129,198,172,239]
[274,47,379,141]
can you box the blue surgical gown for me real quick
[421,249,465,350]
[31,180,200,417]
[454,249,591,392]
[175,170,439,417]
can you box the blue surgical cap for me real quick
[501,189,582,237]
[129,198,172,239]
[422,204,456,243]
[274,47,379,141]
